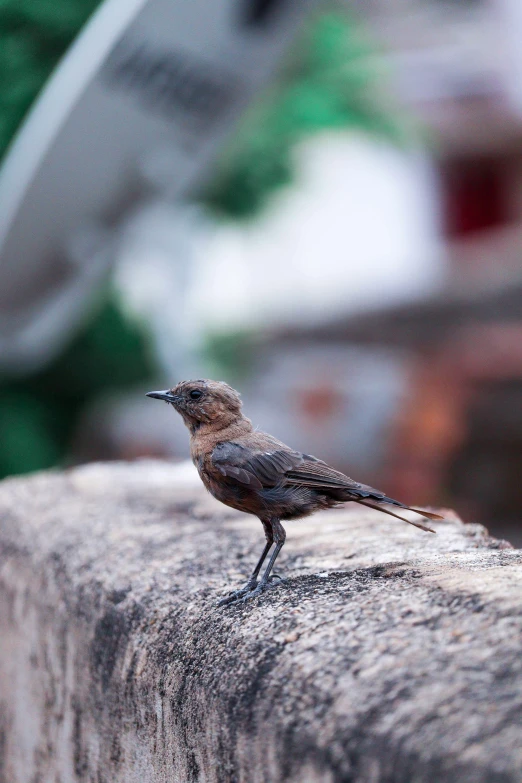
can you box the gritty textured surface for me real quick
[0,460,521,783]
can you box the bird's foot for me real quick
[217,579,258,606]
[237,583,268,603]
[219,574,284,607]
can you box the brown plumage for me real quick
[147,379,442,604]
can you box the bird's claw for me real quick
[218,575,285,607]
[237,583,267,603]
[217,579,258,606]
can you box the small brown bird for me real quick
[147,379,442,604]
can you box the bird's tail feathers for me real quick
[354,499,437,533]
[406,507,444,521]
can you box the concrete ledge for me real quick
[0,460,521,782]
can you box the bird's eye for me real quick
[189,389,203,400]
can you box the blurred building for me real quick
[109,1,522,543]
[237,0,522,543]
[358,0,522,287]
[5,1,517,540]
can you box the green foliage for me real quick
[0,391,62,476]
[201,330,255,383]
[0,295,155,479]
[0,5,402,476]
[0,0,156,479]
[0,0,102,162]
[204,12,400,219]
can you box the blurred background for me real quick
[1,0,522,544]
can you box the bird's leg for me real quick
[232,519,287,605]
[217,521,274,606]
[254,519,286,591]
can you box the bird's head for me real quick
[146,379,244,432]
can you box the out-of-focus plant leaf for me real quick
[0,0,102,164]
[204,12,402,219]
[201,330,256,383]
[0,294,156,479]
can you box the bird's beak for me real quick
[146,389,180,405]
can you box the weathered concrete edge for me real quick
[0,461,521,783]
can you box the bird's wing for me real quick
[287,461,408,502]
[286,460,441,530]
[211,441,304,489]
[286,459,434,508]
[211,441,442,530]
[285,459,365,491]
[211,441,364,493]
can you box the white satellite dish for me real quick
[0,0,317,372]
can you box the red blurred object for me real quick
[442,157,509,238]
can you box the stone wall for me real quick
[0,460,521,782]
